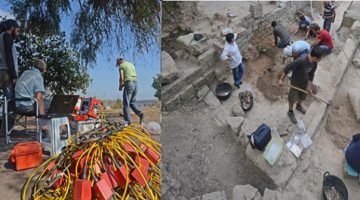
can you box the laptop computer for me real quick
[39,95,79,119]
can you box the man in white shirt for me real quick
[221,33,244,88]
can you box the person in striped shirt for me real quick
[323,1,335,32]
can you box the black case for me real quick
[248,124,272,151]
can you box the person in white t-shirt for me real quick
[220,33,244,88]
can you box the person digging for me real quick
[278,46,323,124]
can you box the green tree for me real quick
[152,74,161,100]
[8,0,161,65]
[15,31,90,94]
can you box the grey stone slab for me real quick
[245,143,298,189]
[232,184,261,200]
[161,51,179,85]
[348,88,360,122]
[202,191,227,200]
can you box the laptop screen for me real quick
[47,95,79,115]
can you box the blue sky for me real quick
[0,1,160,100]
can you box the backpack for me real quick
[248,124,272,151]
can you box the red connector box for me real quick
[93,179,113,200]
[145,147,160,164]
[73,179,92,200]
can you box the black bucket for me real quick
[215,83,232,101]
[322,171,348,200]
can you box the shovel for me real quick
[287,84,330,105]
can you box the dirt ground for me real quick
[0,103,160,199]
[162,101,276,199]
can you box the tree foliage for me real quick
[151,74,161,100]
[16,32,91,94]
[8,0,161,65]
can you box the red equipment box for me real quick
[72,97,103,121]
[9,141,42,171]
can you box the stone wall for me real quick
[161,1,310,113]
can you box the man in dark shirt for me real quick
[278,47,323,124]
[0,19,20,133]
[271,21,291,48]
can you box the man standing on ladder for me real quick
[117,58,144,125]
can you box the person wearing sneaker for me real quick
[221,33,244,89]
[116,58,144,125]
[278,47,323,124]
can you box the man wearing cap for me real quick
[282,40,311,64]
[116,58,144,124]
[0,19,21,133]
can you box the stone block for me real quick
[198,48,217,67]
[161,51,179,85]
[204,71,217,85]
[262,188,283,200]
[163,94,182,112]
[197,85,210,101]
[232,104,246,118]
[192,76,207,90]
[232,184,261,200]
[348,88,360,122]
[250,2,263,19]
[226,117,245,137]
[204,92,221,109]
[351,20,360,34]
[239,119,259,146]
[179,85,196,101]
[245,143,298,188]
[353,50,360,68]
[343,11,356,28]
[202,191,227,200]
[177,33,210,56]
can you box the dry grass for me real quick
[104,102,161,123]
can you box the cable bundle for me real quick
[21,122,161,200]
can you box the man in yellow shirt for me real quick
[117,58,144,124]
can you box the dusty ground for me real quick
[162,101,276,199]
[0,103,160,199]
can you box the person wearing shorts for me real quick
[278,47,323,124]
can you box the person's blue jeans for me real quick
[123,81,143,124]
[299,20,309,30]
[318,45,332,55]
[232,62,244,86]
[323,18,332,32]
